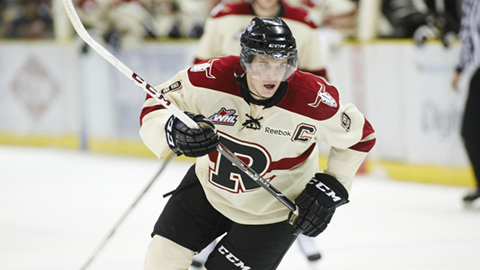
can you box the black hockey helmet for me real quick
[240,17,298,79]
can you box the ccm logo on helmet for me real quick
[218,245,251,270]
[269,44,286,48]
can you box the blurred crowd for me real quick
[0,0,54,38]
[381,0,462,47]
[0,0,463,48]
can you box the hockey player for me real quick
[140,17,375,269]
[193,1,331,266]
[451,0,480,204]
[194,0,328,79]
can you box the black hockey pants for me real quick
[151,164,297,269]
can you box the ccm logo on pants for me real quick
[218,245,251,270]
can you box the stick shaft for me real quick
[62,0,197,129]
[79,155,175,270]
[217,144,297,212]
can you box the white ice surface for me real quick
[1,145,479,270]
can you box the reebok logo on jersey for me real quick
[308,82,337,108]
[208,107,238,126]
[218,245,251,270]
[265,127,292,137]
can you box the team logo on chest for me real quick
[308,82,337,108]
[208,107,238,126]
[242,114,263,130]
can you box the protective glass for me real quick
[242,48,297,82]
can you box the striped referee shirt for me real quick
[456,0,480,72]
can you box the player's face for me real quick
[246,55,289,100]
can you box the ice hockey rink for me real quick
[1,145,479,270]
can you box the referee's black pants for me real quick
[461,67,480,188]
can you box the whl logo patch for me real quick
[208,107,238,126]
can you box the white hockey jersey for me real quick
[140,56,375,225]
[194,0,328,78]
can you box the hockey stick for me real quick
[62,0,195,128]
[216,144,296,212]
[79,154,175,270]
[62,0,297,213]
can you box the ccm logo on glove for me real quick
[291,173,349,237]
[308,178,343,203]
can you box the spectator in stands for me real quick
[381,0,460,43]
[174,0,213,38]
[108,0,152,49]
[0,0,53,39]
[148,0,182,38]
[75,0,212,45]
[288,0,358,39]
[287,0,359,67]
[76,0,157,50]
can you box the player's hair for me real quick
[240,17,298,79]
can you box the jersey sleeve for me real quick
[139,70,199,159]
[319,103,376,191]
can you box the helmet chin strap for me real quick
[234,63,264,99]
[249,90,268,100]
[234,63,271,100]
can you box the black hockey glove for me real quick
[165,112,219,157]
[290,173,349,237]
